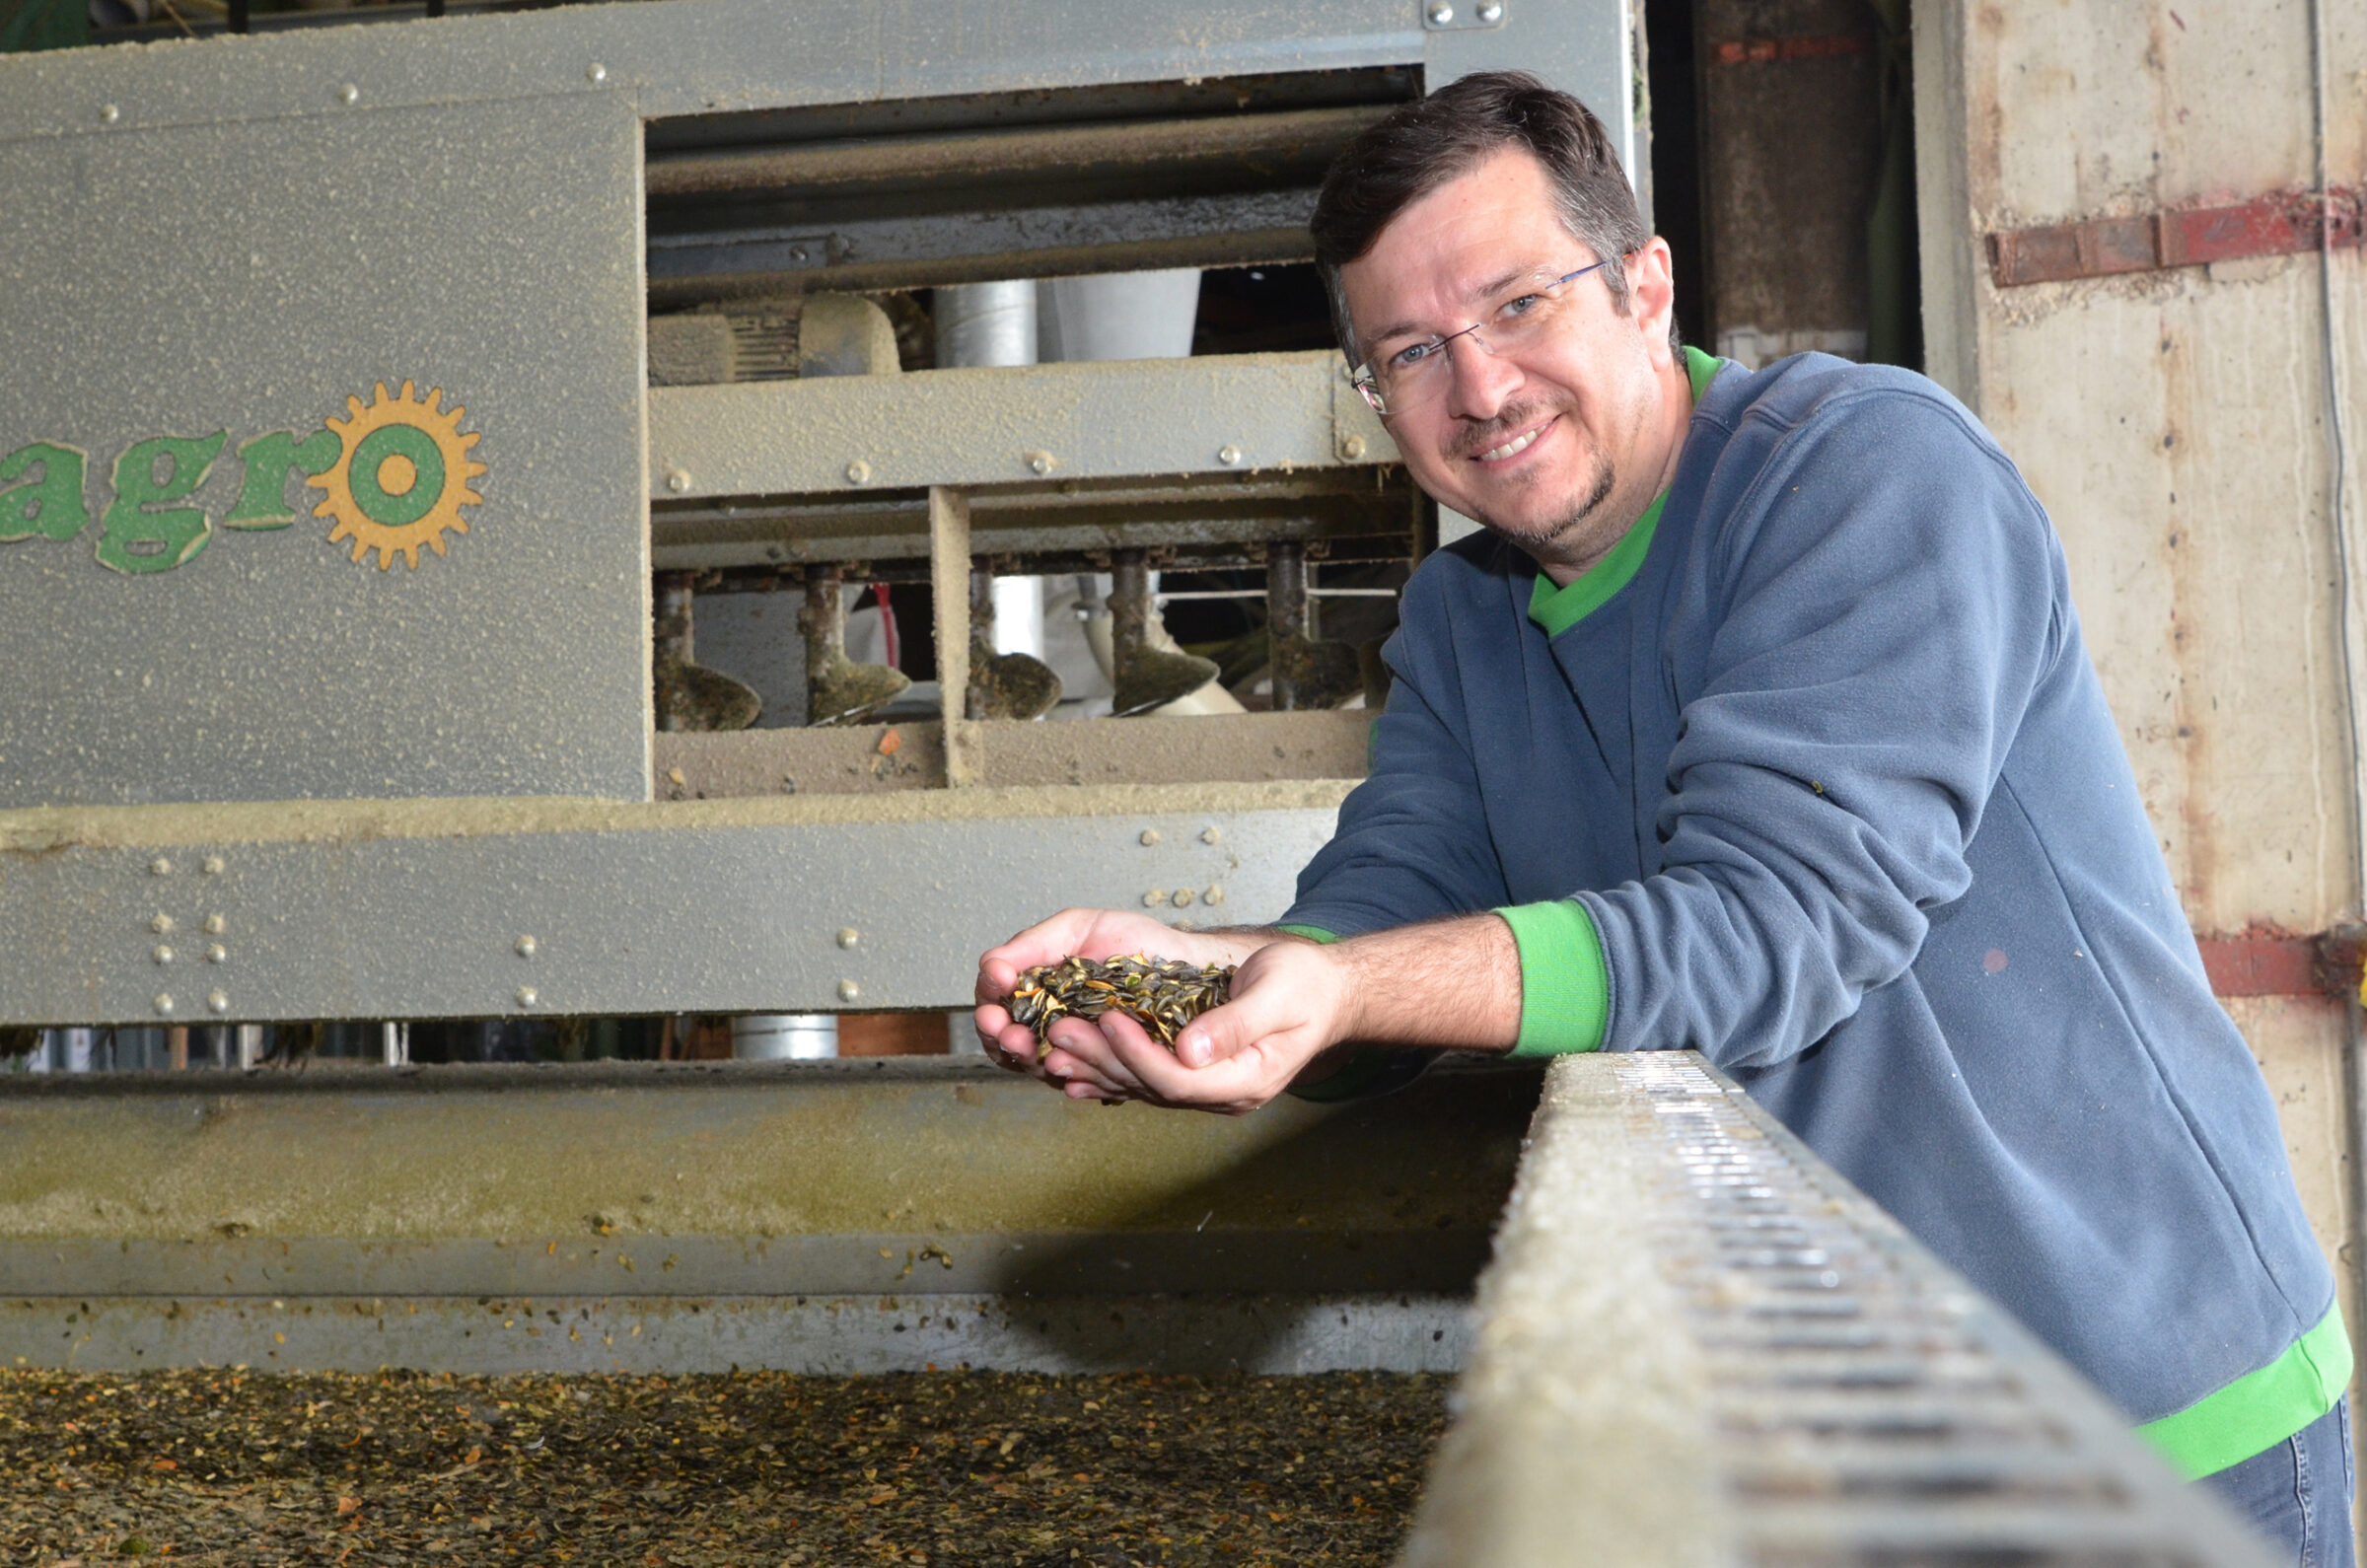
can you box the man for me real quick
[973,72,2351,1555]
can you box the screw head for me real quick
[836,928,860,950]
[207,991,229,1015]
[1027,451,1055,475]
[1339,434,1368,461]
[837,978,861,1003]
[1217,444,1244,465]
[1173,888,1195,907]
[151,914,175,934]
[150,858,173,877]
[789,246,810,263]
[516,935,538,958]
[203,914,225,936]
[1476,0,1502,19]
[202,856,225,875]
[665,469,690,493]
[338,83,360,105]
[587,62,609,82]
[844,460,871,485]
[517,986,538,1008]
[153,994,175,1017]
[100,104,119,123]
[1204,886,1226,905]
[205,945,227,964]
[1426,1,1454,22]
[1199,826,1221,844]
[1140,828,1163,846]
[1142,890,1169,907]
[153,946,175,965]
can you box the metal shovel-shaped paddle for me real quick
[800,566,911,727]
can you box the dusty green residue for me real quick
[0,1068,1527,1243]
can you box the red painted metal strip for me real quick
[1989,186,2363,287]
[2196,931,2364,999]
[1710,34,1869,67]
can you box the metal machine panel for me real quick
[0,93,651,809]
[0,786,1343,1025]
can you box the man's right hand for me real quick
[971,908,1269,1098]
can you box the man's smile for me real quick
[1460,411,1559,466]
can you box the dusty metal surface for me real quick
[652,712,1374,799]
[646,352,1395,503]
[1401,1053,2279,1568]
[0,786,1345,1024]
[0,91,650,809]
[0,1055,1532,1374]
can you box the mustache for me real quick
[1444,402,1559,462]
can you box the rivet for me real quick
[1142,890,1169,907]
[153,946,175,965]
[1139,828,1162,846]
[207,991,229,1015]
[1339,435,1368,461]
[665,469,690,493]
[587,62,608,82]
[1199,826,1221,845]
[836,928,860,949]
[338,83,360,105]
[1204,886,1225,905]
[844,460,871,485]
[1026,451,1055,476]
[837,978,861,1002]
[1476,0,1503,19]
[203,914,225,936]
[150,858,173,877]
[517,986,538,1007]
[151,914,175,935]
[205,945,226,964]
[100,104,119,123]
[789,246,809,263]
[153,994,175,1017]
[1217,444,1244,465]
[1173,889,1195,907]
[1426,1,1454,22]
[202,856,225,875]
[516,935,538,958]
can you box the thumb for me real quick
[1173,970,1318,1069]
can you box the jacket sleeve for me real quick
[1280,562,1514,938]
[1583,389,2066,1070]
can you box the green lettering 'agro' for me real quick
[96,431,228,575]
[0,441,91,544]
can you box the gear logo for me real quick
[314,380,486,570]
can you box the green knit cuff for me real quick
[1274,924,1339,945]
[1494,899,1609,1057]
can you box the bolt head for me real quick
[1142,890,1169,908]
[153,994,175,1017]
[665,469,690,493]
[205,945,227,964]
[203,914,226,936]
[100,104,119,123]
[1204,886,1225,905]
[837,978,861,1003]
[1140,828,1163,846]
[845,460,872,485]
[1218,444,1244,465]
[1199,826,1221,845]
[836,928,860,950]
[1173,889,1195,907]
[338,83,360,105]
[202,856,225,875]
[517,986,538,1008]
[1476,0,1502,19]
[1027,452,1054,475]
[1339,434,1368,461]
[153,946,175,965]
[151,914,175,934]
[1426,0,1454,22]
[150,858,173,877]
[207,991,229,1015]
[587,62,609,82]
[516,935,538,959]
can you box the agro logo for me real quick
[0,380,486,574]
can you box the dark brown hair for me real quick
[1310,71,1663,363]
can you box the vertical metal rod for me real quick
[167,1026,188,1071]
[930,487,976,785]
[801,564,844,715]
[1267,541,1311,711]
[383,1021,409,1066]
[967,563,996,721]
[1110,550,1152,672]
[235,1025,262,1070]
[653,572,694,734]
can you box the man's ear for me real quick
[1627,238,1679,367]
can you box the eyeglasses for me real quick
[1348,257,1621,416]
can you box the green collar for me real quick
[1527,344,1720,638]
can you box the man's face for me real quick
[1339,146,1677,564]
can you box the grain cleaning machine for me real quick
[0,5,2280,1562]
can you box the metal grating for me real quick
[1618,1054,2271,1568]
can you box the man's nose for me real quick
[1441,332,1523,422]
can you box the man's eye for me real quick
[1498,292,1544,320]
[1389,340,1436,371]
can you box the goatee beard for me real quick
[1471,456,1617,555]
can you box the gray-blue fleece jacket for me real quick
[1280,351,2343,1475]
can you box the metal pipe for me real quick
[1267,541,1311,711]
[933,281,1037,371]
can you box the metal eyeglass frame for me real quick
[1348,255,1619,416]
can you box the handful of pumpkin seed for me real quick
[1008,954,1235,1060]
